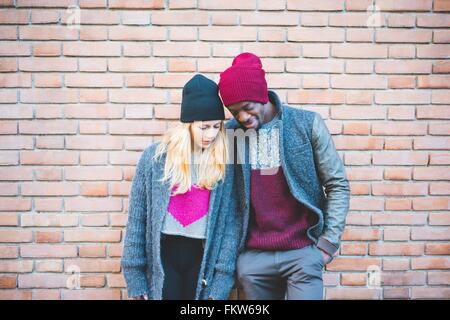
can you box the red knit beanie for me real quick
[218,52,269,107]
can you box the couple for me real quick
[121,52,350,300]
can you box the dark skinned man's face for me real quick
[226,101,265,130]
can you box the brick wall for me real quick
[0,0,449,300]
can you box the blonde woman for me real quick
[121,74,242,300]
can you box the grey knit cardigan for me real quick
[121,142,243,300]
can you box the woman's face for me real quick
[190,120,222,150]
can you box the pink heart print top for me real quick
[161,163,212,239]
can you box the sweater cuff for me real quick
[207,271,235,300]
[316,236,339,259]
[123,268,150,299]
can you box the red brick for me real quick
[434,0,450,11]
[332,75,386,89]
[387,14,415,27]
[62,288,121,300]
[108,0,164,9]
[19,26,77,40]
[64,229,121,242]
[389,46,416,59]
[21,214,78,227]
[288,90,345,104]
[33,290,61,300]
[383,288,410,299]
[430,182,450,195]
[288,28,344,42]
[198,0,256,10]
[0,260,33,273]
[243,43,300,57]
[350,197,383,211]
[385,199,412,210]
[417,44,450,58]
[369,243,424,256]
[417,106,450,119]
[19,274,68,289]
[415,137,450,150]
[412,257,450,270]
[65,198,122,212]
[0,229,32,243]
[376,0,432,11]
[326,288,381,300]
[30,10,60,25]
[372,213,427,225]
[35,231,62,243]
[418,76,450,88]
[63,259,121,273]
[382,272,426,286]
[80,275,106,288]
[372,122,427,136]
[330,106,385,119]
[153,42,210,57]
[0,275,17,288]
[341,273,367,286]
[35,260,63,272]
[0,246,18,258]
[109,26,166,41]
[332,44,387,58]
[340,243,367,255]
[21,245,77,258]
[0,290,31,300]
[342,228,381,241]
[383,259,410,271]
[430,153,450,165]
[349,183,370,195]
[372,183,428,196]
[287,0,343,11]
[0,42,31,56]
[413,167,450,180]
[412,288,450,299]
[81,214,109,227]
[34,73,63,88]
[110,88,167,103]
[287,59,343,73]
[347,168,383,180]
[21,57,76,72]
[79,245,106,258]
[411,227,450,240]
[63,42,121,57]
[418,13,450,27]
[425,243,450,255]
[375,90,430,104]
[384,137,412,150]
[384,227,410,241]
[432,90,450,104]
[376,29,432,43]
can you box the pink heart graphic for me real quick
[167,184,211,227]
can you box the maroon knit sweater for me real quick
[245,166,318,251]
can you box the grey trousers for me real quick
[237,244,325,300]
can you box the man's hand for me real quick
[318,248,332,265]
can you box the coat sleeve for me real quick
[207,170,243,300]
[311,112,351,262]
[121,147,151,298]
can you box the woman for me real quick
[121,74,242,300]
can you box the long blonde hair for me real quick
[153,122,229,196]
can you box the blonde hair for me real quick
[153,122,229,196]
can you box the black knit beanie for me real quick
[180,74,225,123]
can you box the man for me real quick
[219,52,350,300]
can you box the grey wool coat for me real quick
[121,142,243,300]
